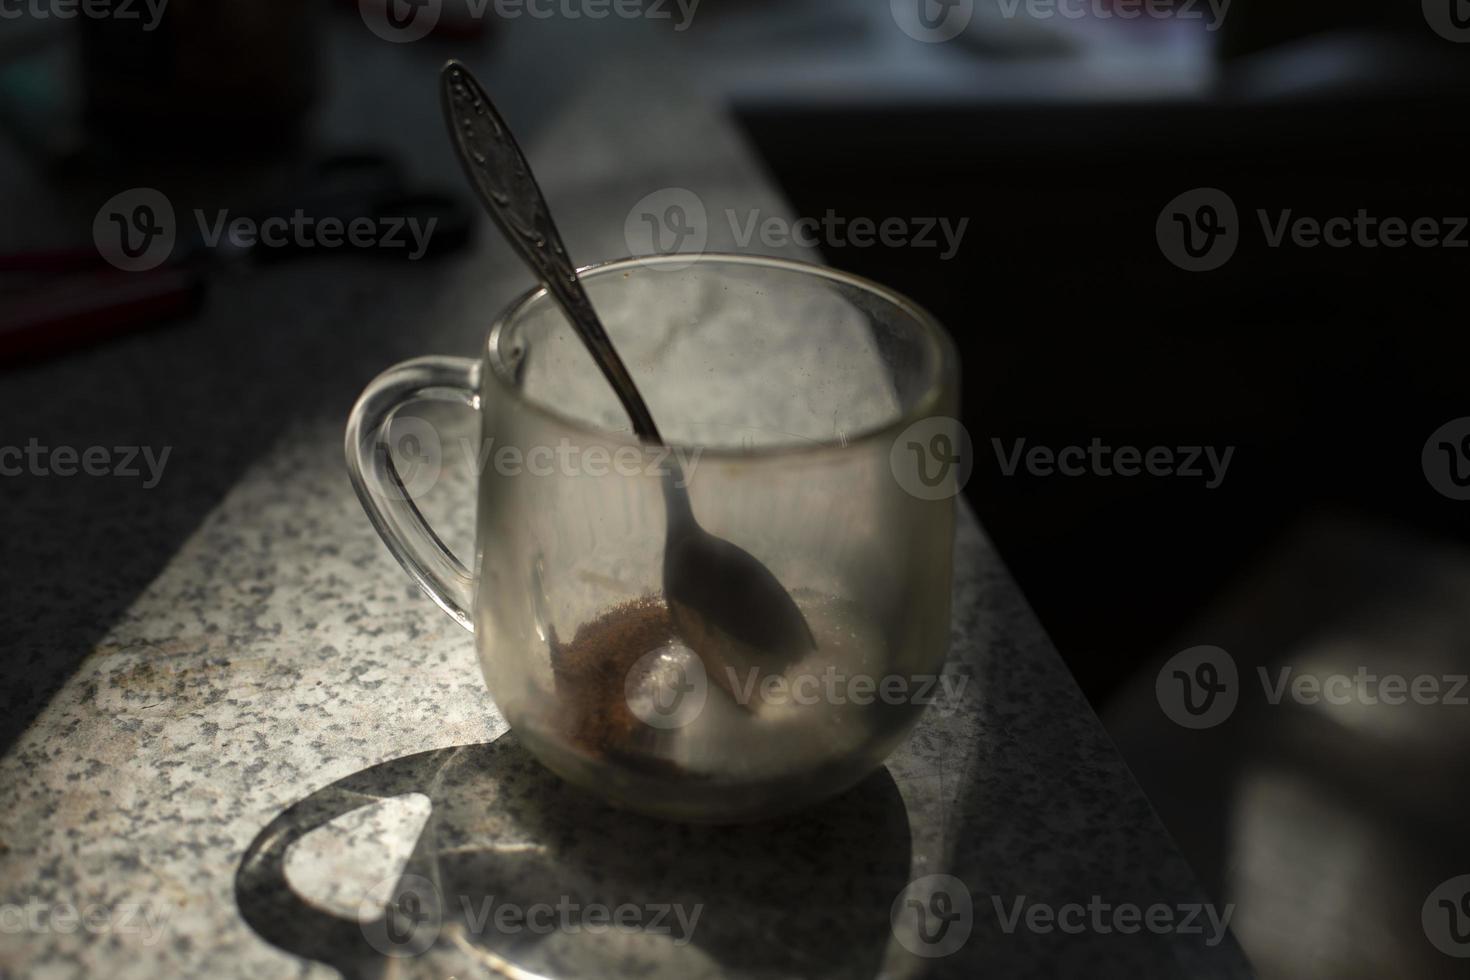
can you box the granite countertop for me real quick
[0,21,1252,980]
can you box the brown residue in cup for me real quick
[547,595,685,771]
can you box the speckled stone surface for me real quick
[0,23,1252,980]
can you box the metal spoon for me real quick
[439,60,814,688]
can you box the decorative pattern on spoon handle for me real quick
[439,59,663,444]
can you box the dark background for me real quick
[4,2,1470,977]
[743,93,1470,701]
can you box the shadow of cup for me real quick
[236,733,915,979]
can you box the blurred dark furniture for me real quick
[737,73,1470,702]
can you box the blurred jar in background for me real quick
[79,0,320,156]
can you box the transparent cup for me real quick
[346,254,960,822]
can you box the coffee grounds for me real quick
[547,595,686,772]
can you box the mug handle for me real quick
[344,356,480,632]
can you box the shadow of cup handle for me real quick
[234,749,456,977]
[235,738,923,979]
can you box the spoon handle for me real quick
[439,60,662,444]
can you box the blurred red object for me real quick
[0,249,203,365]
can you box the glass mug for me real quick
[346,254,959,822]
